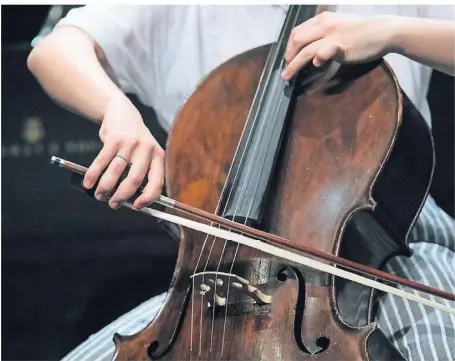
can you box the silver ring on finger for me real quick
[114,154,128,164]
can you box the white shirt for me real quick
[55,5,454,131]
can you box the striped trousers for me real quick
[63,195,455,361]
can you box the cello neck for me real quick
[218,6,318,226]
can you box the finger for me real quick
[84,142,119,189]
[133,149,165,209]
[285,24,325,67]
[95,148,133,201]
[313,43,340,67]
[108,145,152,208]
[282,39,324,80]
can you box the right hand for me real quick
[83,95,165,210]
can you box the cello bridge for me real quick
[191,271,272,308]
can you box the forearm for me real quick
[388,16,455,76]
[27,26,127,123]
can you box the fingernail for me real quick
[83,179,93,189]
[133,200,145,209]
[282,72,291,81]
[95,193,105,201]
[110,201,119,209]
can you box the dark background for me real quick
[1,4,454,361]
[2,5,177,360]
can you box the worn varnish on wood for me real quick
[112,5,434,361]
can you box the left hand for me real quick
[282,11,396,80]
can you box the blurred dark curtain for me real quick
[1,5,51,44]
[428,71,455,218]
[1,4,454,361]
[2,5,177,360]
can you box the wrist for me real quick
[101,92,145,130]
[384,16,418,56]
[379,15,405,55]
[103,92,136,120]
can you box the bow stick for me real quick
[50,156,455,315]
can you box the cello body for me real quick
[112,7,435,361]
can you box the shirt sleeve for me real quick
[418,5,455,20]
[54,5,169,98]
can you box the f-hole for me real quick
[316,336,330,351]
[147,341,160,359]
[282,266,330,355]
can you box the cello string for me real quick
[217,6,300,353]
[197,47,283,353]
[218,70,289,353]
[210,54,286,353]
[124,203,455,316]
[199,6,300,353]
[153,195,454,301]
[219,75,287,354]
[216,6,301,353]
[189,18,286,354]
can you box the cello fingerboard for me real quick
[220,6,317,227]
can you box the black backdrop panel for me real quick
[2,44,168,241]
[3,234,176,360]
[2,45,176,360]
[1,5,51,44]
[428,70,455,218]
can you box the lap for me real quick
[376,242,455,361]
[62,293,167,361]
[63,243,455,361]
[63,197,455,361]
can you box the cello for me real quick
[52,4,455,361]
